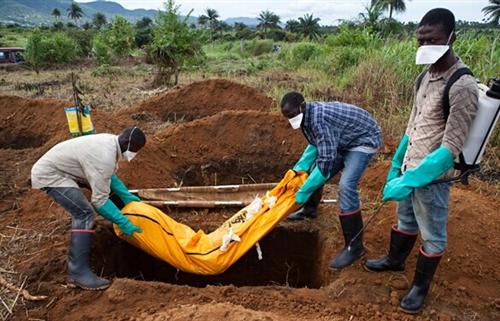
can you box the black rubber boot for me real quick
[400,247,443,314]
[329,210,365,269]
[68,231,110,290]
[288,187,323,221]
[364,225,418,272]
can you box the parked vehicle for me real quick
[0,47,25,64]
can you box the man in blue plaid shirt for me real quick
[281,91,382,269]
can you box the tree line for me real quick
[11,0,499,87]
[45,0,499,40]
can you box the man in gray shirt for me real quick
[31,127,146,290]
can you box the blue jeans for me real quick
[330,151,375,213]
[397,182,451,254]
[43,187,95,230]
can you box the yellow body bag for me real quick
[114,170,307,275]
[64,105,95,137]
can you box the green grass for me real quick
[0,28,30,47]
[198,29,499,145]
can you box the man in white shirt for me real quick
[31,127,146,290]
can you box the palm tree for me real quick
[67,2,83,26]
[482,0,500,25]
[203,8,219,29]
[360,1,385,30]
[234,22,247,33]
[52,8,61,21]
[297,14,321,40]
[285,19,300,33]
[197,15,208,28]
[372,0,410,20]
[92,12,107,29]
[257,10,281,35]
[198,8,220,39]
[214,20,231,33]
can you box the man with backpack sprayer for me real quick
[364,9,479,314]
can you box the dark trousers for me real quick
[43,187,95,229]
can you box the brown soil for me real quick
[128,79,275,124]
[118,110,306,189]
[0,96,122,213]
[0,80,499,321]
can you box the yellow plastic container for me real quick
[64,105,95,137]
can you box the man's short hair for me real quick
[419,8,455,36]
[280,91,305,109]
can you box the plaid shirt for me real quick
[302,102,382,177]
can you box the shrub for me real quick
[329,46,367,74]
[324,25,381,49]
[65,28,94,57]
[91,63,112,77]
[49,33,78,63]
[284,42,326,68]
[134,17,153,48]
[268,29,286,41]
[92,33,111,66]
[25,29,78,72]
[135,28,153,48]
[248,39,273,56]
[25,30,44,73]
[222,42,234,51]
[325,25,366,48]
[149,0,204,86]
[107,16,134,57]
[246,39,274,56]
[52,21,64,30]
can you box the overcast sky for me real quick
[79,0,492,24]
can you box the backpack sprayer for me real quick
[347,77,500,252]
[65,72,96,137]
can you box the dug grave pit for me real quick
[0,125,49,149]
[91,215,331,289]
[99,108,337,289]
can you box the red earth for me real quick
[0,80,498,321]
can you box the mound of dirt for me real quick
[118,110,306,188]
[129,79,275,123]
[0,95,125,151]
[0,95,123,212]
[0,96,70,150]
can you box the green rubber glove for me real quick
[293,144,318,173]
[383,145,454,201]
[110,174,140,205]
[295,166,328,204]
[386,135,409,183]
[96,199,142,236]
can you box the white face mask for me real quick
[288,113,303,130]
[415,33,453,65]
[123,150,137,162]
[122,127,138,162]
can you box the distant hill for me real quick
[1,0,159,25]
[225,17,260,27]
[0,0,256,28]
